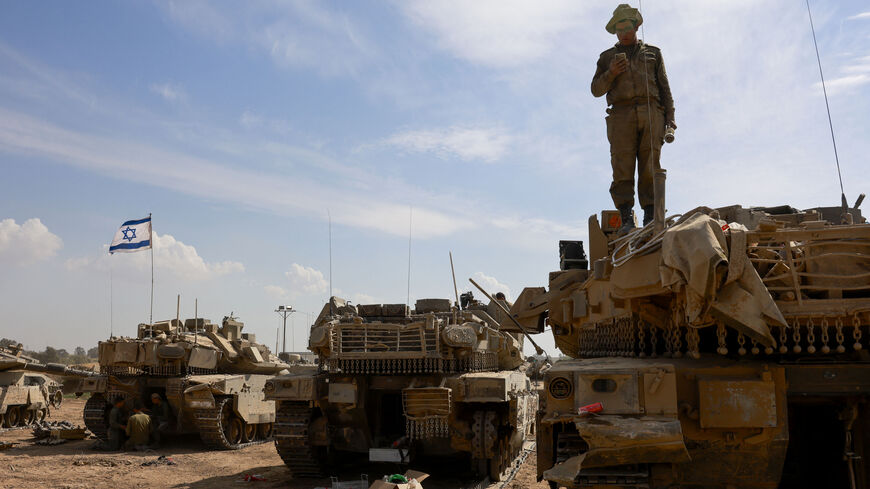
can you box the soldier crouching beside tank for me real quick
[125,401,151,451]
[107,396,127,451]
[591,4,675,234]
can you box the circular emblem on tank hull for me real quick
[548,377,573,400]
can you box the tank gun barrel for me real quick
[22,362,100,378]
[468,277,546,356]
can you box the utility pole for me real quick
[275,305,295,354]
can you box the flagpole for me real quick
[110,256,114,338]
[149,212,154,336]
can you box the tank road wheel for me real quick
[5,406,21,428]
[83,394,110,440]
[195,397,248,449]
[226,417,244,446]
[51,390,63,408]
[242,422,256,443]
[274,401,327,478]
[22,408,36,426]
[257,422,273,440]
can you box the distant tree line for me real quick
[1,338,98,365]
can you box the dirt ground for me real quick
[0,399,549,489]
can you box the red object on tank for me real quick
[578,402,603,414]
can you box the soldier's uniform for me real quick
[591,5,674,224]
[150,397,172,446]
[125,411,151,450]
[107,403,126,450]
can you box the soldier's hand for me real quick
[609,57,628,76]
[667,120,677,129]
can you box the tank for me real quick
[264,295,538,481]
[0,344,96,427]
[76,315,292,449]
[510,204,870,489]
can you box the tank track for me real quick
[83,395,109,440]
[273,401,326,478]
[194,397,270,450]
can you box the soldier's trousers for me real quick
[606,104,665,209]
[107,428,124,450]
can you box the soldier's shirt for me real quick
[152,401,171,423]
[591,41,675,123]
[126,412,151,446]
[108,406,125,430]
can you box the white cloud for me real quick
[470,271,511,301]
[817,74,870,94]
[349,293,377,305]
[65,232,243,280]
[164,1,377,77]
[0,218,62,265]
[0,108,472,239]
[285,263,329,295]
[847,12,870,20]
[381,126,512,163]
[239,110,263,129]
[397,0,589,68]
[149,83,186,102]
[264,284,291,301]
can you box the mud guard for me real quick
[183,383,217,410]
[544,416,690,486]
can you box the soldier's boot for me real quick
[618,205,635,235]
[642,205,654,227]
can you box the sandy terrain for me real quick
[0,399,548,489]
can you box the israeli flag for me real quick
[109,216,152,253]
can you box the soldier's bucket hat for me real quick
[606,4,643,34]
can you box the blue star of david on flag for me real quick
[109,216,152,253]
[121,227,137,242]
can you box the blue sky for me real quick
[1,0,868,355]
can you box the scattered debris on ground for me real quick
[72,457,133,467]
[0,441,17,450]
[32,420,89,441]
[141,455,177,467]
[241,473,266,482]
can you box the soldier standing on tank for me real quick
[107,396,127,451]
[591,4,675,234]
[149,393,172,447]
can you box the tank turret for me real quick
[307,296,524,374]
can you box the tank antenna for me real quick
[194,297,198,346]
[805,0,848,220]
[328,209,333,315]
[406,206,413,309]
[449,251,461,310]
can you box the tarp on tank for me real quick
[659,212,785,345]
